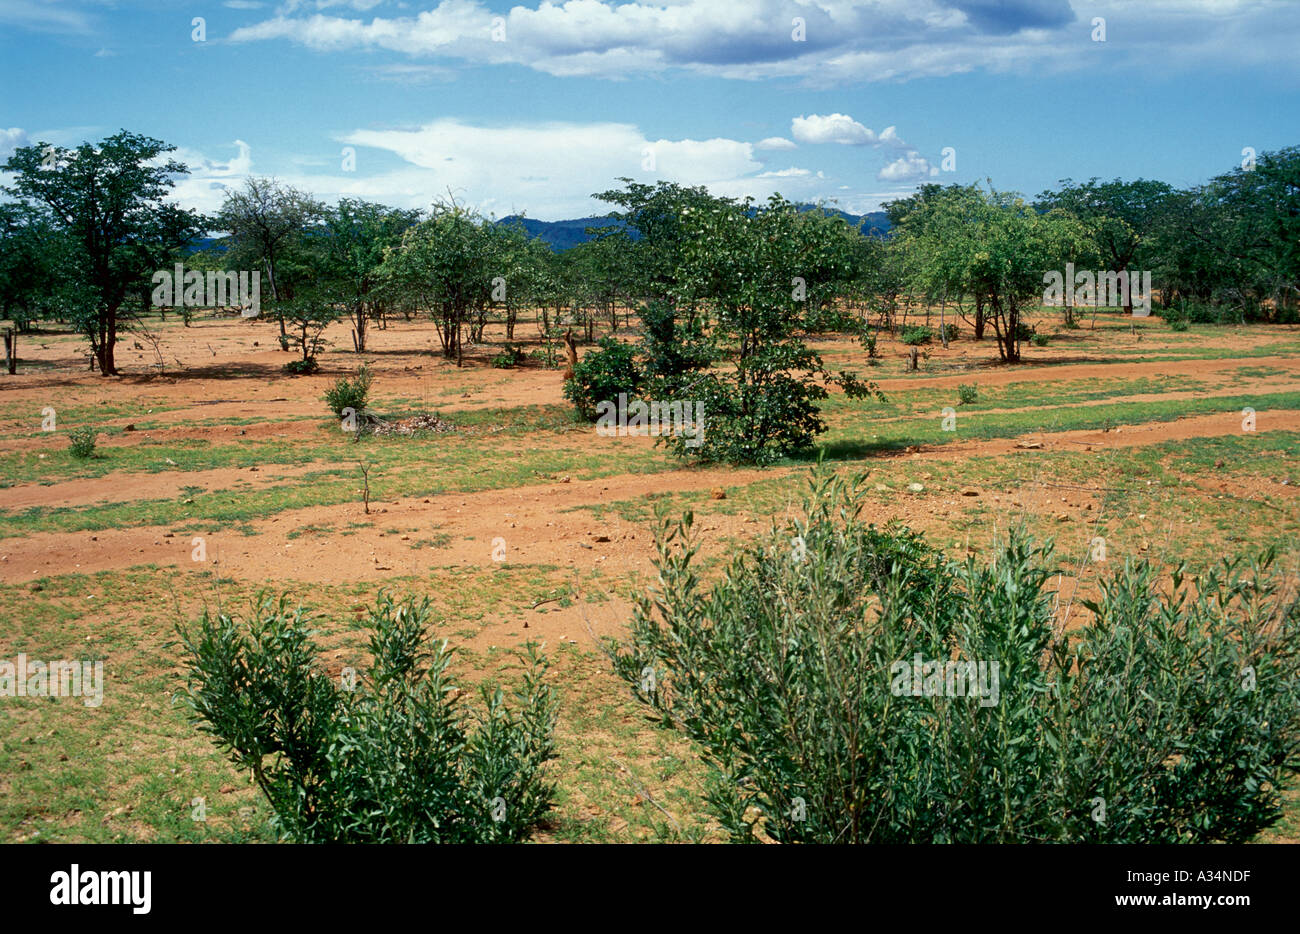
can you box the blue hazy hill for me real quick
[497,207,891,250]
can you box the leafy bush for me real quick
[491,343,527,369]
[563,336,641,421]
[67,426,97,459]
[178,592,558,843]
[323,363,373,417]
[940,323,959,342]
[1163,306,1191,331]
[1174,300,1239,325]
[957,383,978,405]
[283,358,319,375]
[1014,321,1036,342]
[608,470,1300,843]
[899,325,933,345]
[1030,333,1050,346]
[653,366,876,466]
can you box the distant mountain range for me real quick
[497,207,891,251]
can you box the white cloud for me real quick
[0,0,92,33]
[792,113,876,145]
[365,63,457,84]
[878,151,937,182]
[756,137,798,151]
[223,0,1300,84]
[792,113,937,183]
[157,120,892,220]
[165,141,256,215]
[0,128,30,159]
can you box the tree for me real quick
[1035,177,1174,317]
[280,290,340,372]
[596,182,879,464]
[894,184,1087,363]
[0,203,78,332]
[379,200,495,366]
[216,178,325,351]
[1182,147,1300,319]
[320,199,420,352]
[2,131,205,375]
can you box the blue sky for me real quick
[2,0,1298,220]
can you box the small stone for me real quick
[907,483,924,493]
[124,424,135,432]
[711,487,726,500]
[1055,513,1069,522]
[960,488,979,497]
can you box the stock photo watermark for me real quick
[0,654,103,707]
[595,394,705,448]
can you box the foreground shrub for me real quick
[609,470,1300,843]
[323,363,373,417]
[957,383,978,405]
[178,592,558,843]
[67,426,97,459]
[563,336,641,421]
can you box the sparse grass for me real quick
[2,311,1298,843]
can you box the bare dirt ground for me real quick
[1,309,1298,843]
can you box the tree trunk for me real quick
[99,305,119,375]
[974,293,986,341]
[353,304,367,352]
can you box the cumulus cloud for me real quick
[791,114,936,182]
[756,137,798,151]
[156,120,876,220]
[791,113,876,145]
[879,151,937,182]
[223,0,1300,84]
